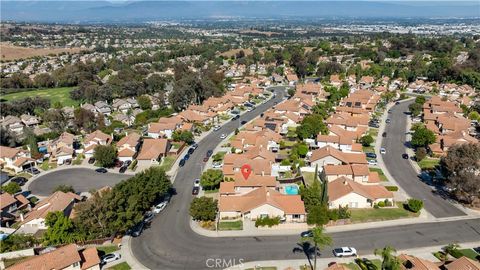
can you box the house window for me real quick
[292,214,300,219]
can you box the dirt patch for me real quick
[0,43,88,61]
[220,48,253,58]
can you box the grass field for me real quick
[418,158,440,170]
[1,87,78,107]
[350,202,419,223]
[369,168,388,182]
[106,262,131,270]
[218,220,243,231]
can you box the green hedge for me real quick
[255,216,281,227]
[385,186,399,191]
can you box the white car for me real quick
[213,125,221,131]
[194,178,200,187]
[367,159,378,166]
[153,201,168,214]
[380,147,386,154]
[101,253,121,264]
[212,162,223,169]
[333,247,357,257]
[220,134,227,139]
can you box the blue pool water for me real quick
[284,185,299,195]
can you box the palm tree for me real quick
[374,245,402,270]
[301,226,333,270]
[443,243,460,258]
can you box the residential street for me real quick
[381,100,466,218]
[131,88,480,270]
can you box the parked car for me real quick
[129,222,145,237]
[382,132,387,137]
[220,134,227,139]
[367,159,378,166]
[192,186,200,195]
[88,157,95,164]
[203,156,209,162]
[123,160,132,167]
[388,109,392,113]
[153,201,168,214]
[366,153,377,159]
[27,167,40,175]
[10,177,28,186]
[119,166,128,173]
[188,148,195,155]
[179,159,186,167]
[115,160,124,168]
[206,150,213,157]
[402,153,409,159]
[184,154,190,160]
[241,120,247,125]
[386,118,391,124]
[194,178,200,187]
[300,230,313,237]
[191,143,198,150]
[380,148,386,154]
[212,162,223,169]
[213,125,221,131]
[333,247,357,257]
[101,253,121,264]
[95,168,108,173]
[144,212,155,223]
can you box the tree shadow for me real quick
[293,241,316,270]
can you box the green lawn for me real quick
[302,171,316,186]
[362,145,375,153]
[218,220,243,231]
[40,160,57,171]
[96,245,119,255]
[15,172,32,179]
[418,158,440,170]
[159,156,175,172]
[345,262,362,270]
[106,262,131,270]
[2,87,78,107]
[350,203,419,223]
[452,248,479,260]
[368,128,379,138]
[369,168,388,182]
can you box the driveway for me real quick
[29,168,131,196]
[381,100,465,218]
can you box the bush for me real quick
[189,196,218,221]
[377,201,386,207]
[384,200,393,207]
[359,134,374,147]
[1,182,21,194]
[53,185,75,193]
[406,198,424,213]
[415,147,427,161]
[385,186,399,191]
[373,203,380,209]
[255,216,281,227]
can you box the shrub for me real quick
[328,209,339,221]
[189,197,218,221]
[377,201,386,207]
[415,147,427,161]
[385,186,399,191]
[255,216,281,227]
[384,200,393,207]
[406,198,423,213]
[338,205,351,219]
[373,203,380,209]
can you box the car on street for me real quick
[101,253,121,265]
[179,159,186,167]
[212,162,223,169]
[382,132,387,137]
[194,178,200,187]
[386,118,391,124]
[241,120,247,125]
[184,154,190,160]
[115,160,124,168]
[366,152,377,159]
[191,143,198,150]
[213,125,221,131]
[300,230,313,237]
[333,247,357,257]
[380,148,386,154]
[95,168,108,173]
[395,101,400,105]
[367,159,378,166]
[402,153,409,159]
[188,148,195,155]
[88,157,95,164]
[10,177,28,186]
[144,212,155,223]
[220,134,227,139]
[192,186,200,195]
[203,156,209,162]
[124,160,132,167]
[119,166,128,173]
[153,201,168,214]
[206,150,213,157]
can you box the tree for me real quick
[54,185,75,193]
[406,198,423,213]
[1,182,21,194]
[287,88,296,97]
[415,96,426,105]
[34,73,55,88]
[411,127,436,148]
[408,102,423,117]
[296,114,328,140]
[301,226,333,270]
[93,145,117,168]
[43,109,68,133]
[43,211,84,245]
[0,233,40,253]
[189,196,218,221]
[440,143,480,206]
[306,204,330,226]
[172,130,194,144]
[415,147,427,161]
[200,169,223,190]
[468,111,480,121]
[73,108,97,132]
[137,95,152,110]
[359,134,374,147]
[0,127,17,147]
[374,246,402,270]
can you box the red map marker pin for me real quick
[241,164,252,180]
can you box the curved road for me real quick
[382,100,465,218]
[132,88,479,269]
[29,168,130,196]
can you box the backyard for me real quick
[1,87,78,107]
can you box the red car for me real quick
[203,156,209,162]
[192,186,200,195]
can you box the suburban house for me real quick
[0,146,36,173]
[316,134,363,153]
[328,177,393,208]
[397,254,480,270]
[48,132,76,165]
[20,191,82,232]
[136,138,170,166]
[116,132,140,162]
[309,146,367,167]
[220,173,277,195]
[83,130,113,159]
[1,115,24,134]
[0,192,30,227]
[20,114,41,127]
[322,164,379,184]
[147,122,176,139]
[218,186,306,223]
[94,101,112,115]
[6,244,100,270]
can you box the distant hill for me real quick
[1,1,479,23]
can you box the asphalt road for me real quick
[132,88,479,270]
[381,100,465,218]
[29,168,130,196]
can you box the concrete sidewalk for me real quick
[226,241,480,270]
[120,236,149,269]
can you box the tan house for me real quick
[309,146,367,167]
[83,130,113,159]
[136,138,170,166]
[116,132,140,162]
[328,177,393,209]
[0,146,36,173]
[48,132,76,165]
[0,192,30,226]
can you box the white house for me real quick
[328,177,393,209]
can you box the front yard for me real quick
[350,203,420,223]
[96,245,120,255]
[418,158,440,170]
[159,156,175,172]
[369,168,388,182]
[106,262,131,270]
[218,220,243,231]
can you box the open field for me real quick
[1,43,87,61]
[1,87,78,107]
[220,48,253,58]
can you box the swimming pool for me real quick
[284,185,299,195]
